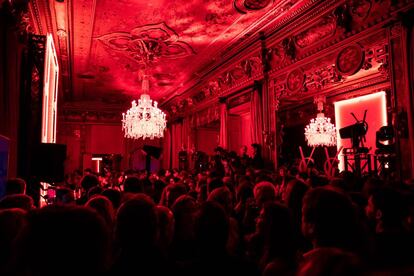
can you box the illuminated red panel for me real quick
[334,92,387,171]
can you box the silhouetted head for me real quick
[366,186,407,233]
[102,189,122,210]
[5,178,26,196]
[22,205,110,276]
[86,195,114,227]
[80,174,100,192]
[115,194,157,251]
[156,205,175,250]
[165,184,187,208]
[0,208,27,271]
[298,248,361,276]
[0,194,34,211]
[123,176,143,194]
[254,181,276,208]
[302,188,358,251]
[207,187,233,215]
[194,201,229,255]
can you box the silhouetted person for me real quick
[123,176,143,194]
[77,174,100,205]
[298,247,362,276]
[20,205,110,276]
[302,188,365,255]
[155,205,175,258]
[0,208,27,276]
[4,178,26,196]
[366,187,414,270]
[189,201,258,276]
[0,194,33,211]
[170,195,197,264]
[258,202,297,275]
[102,188,122,210]
[251,144,264,170]
[86,195,114,228]
[111,194,170,275]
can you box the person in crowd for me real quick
[102,188,122,210]
[123,176,144,194]
[77,174,100,205]
[208,187,240,256]
[251,144,264,170]
[239,145,251,168]
[301,187,365,255]
[170,195,198,264]
[188,201,259,276]
[156,205,175,258]
[4,178,26,196]
[365,186,414,270]
[0,208,27,276]
[20,204,110,276]
[111,194,172,275]
[297,247,362,276]
[0,194,34,211]
[86,195,114,228]
[258,202,298,275]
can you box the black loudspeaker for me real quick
[142,145,162,159]
[31,143,66,183]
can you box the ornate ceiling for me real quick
[27,0,310,106]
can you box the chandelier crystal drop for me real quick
[122,76,167,140]
[304,96,337,147]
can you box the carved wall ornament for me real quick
[294,16,337,49]
[333,5,352,32]
[286,68,305,92]
[282,37,296,60]
[97,22,195,65]
[336,44,365,75]
[361,44,389,75]
[304,64,342,91]
[228,92,251,109]
[268,46,286,69]
[350,0,373,21]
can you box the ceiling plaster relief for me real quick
[97,22,196,65]
[168,0,409,120]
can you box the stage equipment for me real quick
[339,110,371,175]
[374,125,396,177]
[339,110,368,151]
[122,74,167,140]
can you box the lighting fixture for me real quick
[122,75,167,139]
[304,96,337,147]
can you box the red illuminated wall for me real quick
[196,128,219,155]
[228,113,253,156]
[334,91,388,171]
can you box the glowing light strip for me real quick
[40,34,59,207]
[41,33,59,143]
[334,91,387,171]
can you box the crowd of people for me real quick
[1,144,414,276]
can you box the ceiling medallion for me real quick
[97,22,195,65]
[336,44,365,76]
[233,0,272,14]
[286,68,304,92]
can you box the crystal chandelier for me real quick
[122,75,167,139]
[304,96,337,147]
